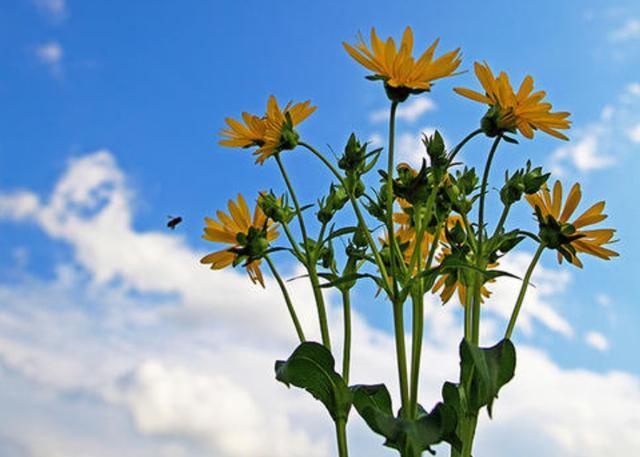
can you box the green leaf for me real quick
[352,384,459,456]
[460,339,516,417]
[319,272,380,289]
[275,342,352,421]
[325,226,359,242]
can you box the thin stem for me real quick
[505,243,545,339]
[463,274,473,341]
[282,222,305,263]
[341,290,352,384]
[335,418,349,457]
[409,222,442,418]
[472,136,502,345]
[298,141,391,294]
[476,136,502,255]
[386,101,410,415]
[265,255,306,342]
[492,203,512,238]
[275,153,331,350]
[386,101,399,300]
[446,128,483,166]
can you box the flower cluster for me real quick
[199,25,618,457]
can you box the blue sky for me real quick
[1,1,640,456]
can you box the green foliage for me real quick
[275,342,352,422]
[459,338,516,417]
[352,384,460,456]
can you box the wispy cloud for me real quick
[585,331,610,352]
[33,0,67,23]
[369,97,436,123]
[549,84,640,176]
[35,41,64,77]
[609,18,640,43]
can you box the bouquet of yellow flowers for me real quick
[201,26,617,457]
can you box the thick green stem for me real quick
[408,291,424,418]
[335,418,349,457]
[265,255,306,342]
[275,153,331,350]
[393,300,410,414]
[460,414,478,457]
[505,243,545,339]
[472,136,502,345]
[298,141,391,295]
[341,290,352,384]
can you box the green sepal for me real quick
[275,342,352,422]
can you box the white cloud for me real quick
[596,293,612,307]
[35,41,64,77]
[367,132,383,148]
[369,97,436,123]
[549,84,640,176]
[585,331,610,352]
[627,123,640,143]
[395,127,447,166]
[1,150,639,456]
[627,83,640,96]
[550,133,615,175]
[609,18,640,42]
[0,191,40,220]
[33,0,67,22]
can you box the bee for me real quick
[167,215,183,230]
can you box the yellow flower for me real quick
[343,27,462,95]
[256,95,316,164]
[526,181,618,268]
[454,62,571,140]
[201,194,279,287]
[219,113,267,149]
[432,246,496,305]
[218,96,316,165]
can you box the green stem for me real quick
[335,418,349,457]
[275,153,331,350]
[393,300,410,414]
[446,128,483,166]
[463,274,473,341]
[492,203,512,238]
[281,222,305,263]
[341,290,352,384]
[408,222,441,418]
[472,136,502,345]
[386,101,399,300]
[265,255,306,342]
[505,243,545,339]
[460,414,478,457]
[386,101,410,415]
[298,141,391,294]
[408,291,424,418]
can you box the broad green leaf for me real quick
[275,342,352,421]
[352,384,459,456]
[460,338,516,417]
